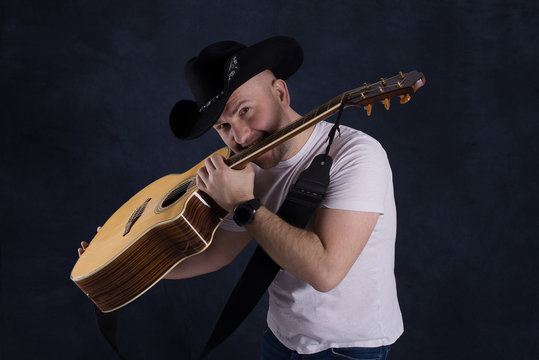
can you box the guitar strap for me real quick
[199,154,332,359]
[200,104,346,359]
[94,305,126,360]
[93,105,345,360]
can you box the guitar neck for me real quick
[224,93,345,169]
[224,70,425,169]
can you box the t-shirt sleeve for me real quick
[219,215,248,232]
[321,136,391,214]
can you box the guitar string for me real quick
[225,72,416,167]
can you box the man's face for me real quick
[213,71,288,169]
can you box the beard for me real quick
[252,139,292,169]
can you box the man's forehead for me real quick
[216,70,276,123]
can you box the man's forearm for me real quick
[163,228,252,280]
[244,206,332,291]
[163,250,224,279]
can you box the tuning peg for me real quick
[399,94,411,104]
[364,104,372,116]
[399,71,405,80]
[383,98,390,110]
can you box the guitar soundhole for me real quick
[162,180,192,208]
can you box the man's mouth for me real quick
[238,133,268,152]
[249,135,266,148]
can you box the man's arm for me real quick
[197,154,379,292]
[163,228,252,279]
[245,206,378,292]
[77,227,251,280]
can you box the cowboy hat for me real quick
[169,36,303,140]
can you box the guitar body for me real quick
[71,148,230,312]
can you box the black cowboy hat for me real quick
[169,36,303,140]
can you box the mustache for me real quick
[237,133,268,151]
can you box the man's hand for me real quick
[196,153,255,213]
[77,226,101,257]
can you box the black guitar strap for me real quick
[200,104,346,359]
[199,154,332,359]
[94,106,346,360]
[94,305,126,359]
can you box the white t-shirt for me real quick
[220,121,403,354]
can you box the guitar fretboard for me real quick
[224,94,344,168]
[224,70,424,169]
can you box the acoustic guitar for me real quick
[71,70,425,312]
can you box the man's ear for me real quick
[272,79,291,107]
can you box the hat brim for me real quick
[169,98,226,140]
[170,36,303,141]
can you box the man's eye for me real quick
[215,123,229,130]
[240,106,249,115]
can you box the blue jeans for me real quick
[260,328,391,360]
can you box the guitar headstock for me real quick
[344,70,425,115]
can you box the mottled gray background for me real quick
[2,0,538,359]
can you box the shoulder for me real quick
[326,124,389,168]
[316,121,385,151]
[321,125,393,212]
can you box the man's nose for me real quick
[231,124,252,147]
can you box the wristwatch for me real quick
[233,198,261,227]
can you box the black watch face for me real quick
[235,205,252,225]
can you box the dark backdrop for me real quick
[2,0,538,359]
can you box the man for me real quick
[79,36,402,359]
